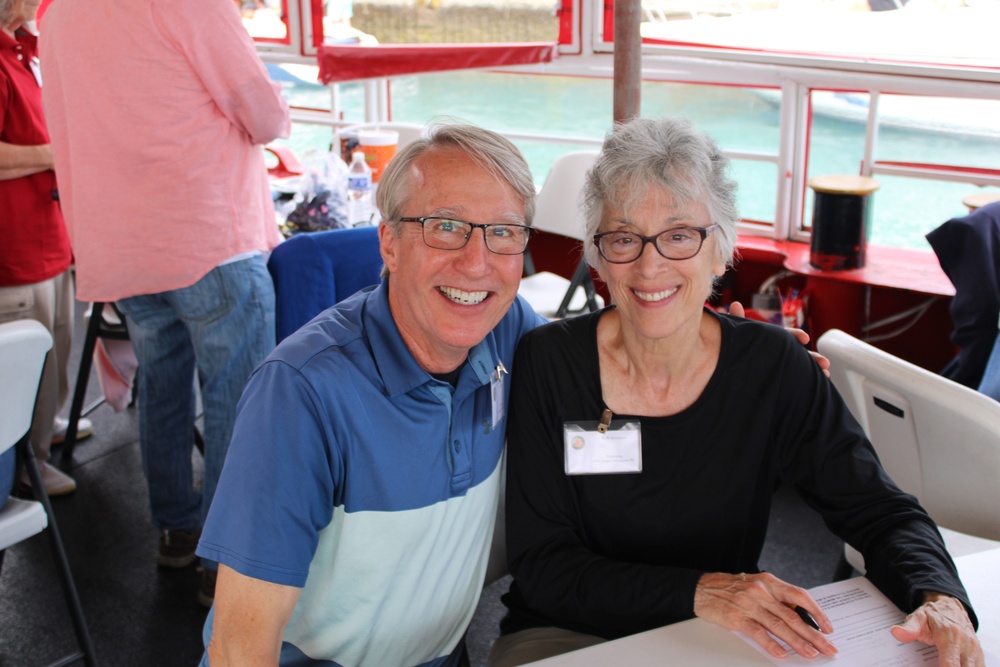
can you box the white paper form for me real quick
[738,576,999,667]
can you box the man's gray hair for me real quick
[376,121,536,236]
[582,116,739,270]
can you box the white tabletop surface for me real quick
[524,548,1000,666]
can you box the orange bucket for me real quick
[358,130,399,183]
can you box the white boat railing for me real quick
[261,0,1000,246]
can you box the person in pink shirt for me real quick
[39,0,290,606]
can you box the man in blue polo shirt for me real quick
[197,122,546,666]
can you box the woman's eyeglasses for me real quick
[593,225,718,264]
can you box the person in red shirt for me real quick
[0,0,87,496]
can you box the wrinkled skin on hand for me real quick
[693,571,837,660]
[891,593,984,667]
[694,573,983,666]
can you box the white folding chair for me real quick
[0,320,98,667]
[817,329,1000,573]
[519,150,605,320]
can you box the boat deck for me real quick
[0,300,849,666]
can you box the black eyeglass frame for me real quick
[399,217,535,256]
[593,225,719,264]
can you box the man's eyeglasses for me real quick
[400,217,534,256]
[593,225,718,264]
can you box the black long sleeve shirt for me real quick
[501,309,974,640]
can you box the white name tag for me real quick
[490,369,505,429]
[563,420,642,475]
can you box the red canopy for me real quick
[318,42,557,84]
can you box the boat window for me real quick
[274,72,783,222]
[333,0,560,46]
[244,0,567,59]
[242,0,291,44]
[620,0,1000,72]
[257,0,999,251]
[799,90,1000,250]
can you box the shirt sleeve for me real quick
[198,359,339,587]
[153,0,290,145]
[768,335,977,626]
[0,30,37,137]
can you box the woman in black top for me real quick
[493,117,983,667]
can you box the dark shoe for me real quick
[157,528,200,569]
[199,568,218,609]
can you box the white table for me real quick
[524,548,1000,666]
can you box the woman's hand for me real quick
[693,572,837,660]
[890,593,984,666]
[729,301,830,377]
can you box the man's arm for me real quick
[0,141,52,180]
[161,0,290,145]
[207,564,302,667]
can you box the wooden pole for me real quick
[613,0,641,124]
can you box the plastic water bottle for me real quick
[346,151,373,226]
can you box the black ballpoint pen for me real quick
[788,603,821,631]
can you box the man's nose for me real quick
[456,227,493,270]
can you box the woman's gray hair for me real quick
[376,121,536,236]
[582,116,739,270]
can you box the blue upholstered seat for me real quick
[268,226,384,343]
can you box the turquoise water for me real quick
[278,70,1000,251]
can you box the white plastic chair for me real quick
[817,329,1000,573]
[518,150,605,320]
[0,320,98,666]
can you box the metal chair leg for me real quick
[20,435,98,667]
[555,259,602,319]
[61,303,106,465]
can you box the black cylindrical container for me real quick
[809,175,879,271]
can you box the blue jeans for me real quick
[116,256,275,544]
[978,331,1000,402]
[0,447,16,501]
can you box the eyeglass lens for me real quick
[598,227,708,262]
[421,218,530,255]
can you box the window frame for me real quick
[263,0,1000,245]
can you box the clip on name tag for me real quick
[490,359,507,429]
[564,409,642,475]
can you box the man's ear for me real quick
[379,222,398,274]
